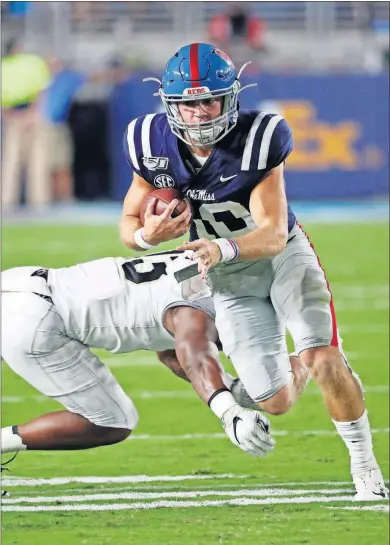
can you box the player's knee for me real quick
[87,397,139,443]
[257,384,295,416]
[300,346,341,383]
[101,427,132,445]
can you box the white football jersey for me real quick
[47,252,213,353]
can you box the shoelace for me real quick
[1,451,19,472]
[1,451,19,497]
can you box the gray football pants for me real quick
[208,224,339,402]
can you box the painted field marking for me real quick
[4,482,357,496]
[2,473,248,487]
[327,505,389,513]
[1,495,376,512]
[0,429,387,447]
[3,476,387,489]
[2,487,353,505]
[340,324,389,334]
[2,385,389,404]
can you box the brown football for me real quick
[140,188,192,226]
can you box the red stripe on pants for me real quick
[297,223,339,347]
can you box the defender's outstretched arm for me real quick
[162,306,275,457]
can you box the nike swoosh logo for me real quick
[372,490,387,498]
[232,416,242,444]
[220,174,237,183]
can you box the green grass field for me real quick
[1,223,389,545]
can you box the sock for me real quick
[332,410,378,475]
[1,426,27,454]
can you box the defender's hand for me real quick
[143,198,192,245]
[221,405,275,457]
[177,238,222,279]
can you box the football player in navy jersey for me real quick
[120,43,387,500]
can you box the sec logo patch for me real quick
[154,174,175,188]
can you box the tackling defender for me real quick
[1,251,274,461]
[119,43,388,500]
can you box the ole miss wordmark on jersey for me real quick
[124,111,296,241]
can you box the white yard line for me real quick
[340,324,389,334]
[0,495,372,512]
[2,385,388,403]
[336,301,389,311]
[331,284,389,296]
[0,429,387,447]
[3,476,387,489]
[2,473,248,487]
[327,505,389,512]
[2,487,352,505]
[4,482,357,495]
[4,347,386,372]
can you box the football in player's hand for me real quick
[140,188,192,225]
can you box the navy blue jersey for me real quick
[124,111,296,241]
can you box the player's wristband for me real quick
[208,389,238,419]
[214,238,239,262]
[134,228,156,250]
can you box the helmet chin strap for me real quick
[183,116,226,147]
[186,127,218,147]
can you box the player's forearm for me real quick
[157,350,190,382]
[233,222,287,260]
[175,339,226,404]
[119,215,144,250]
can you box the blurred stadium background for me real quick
[1,0,389,214]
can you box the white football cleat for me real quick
[353,469,389,501]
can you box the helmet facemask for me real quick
[160,81,240,147]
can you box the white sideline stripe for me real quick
[2,487,352,504]
[0,495,366,512]
[2,473,247,487]
[2,385,388,403]
[327,505,389,512]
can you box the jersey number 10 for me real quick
[194,202,257,238]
